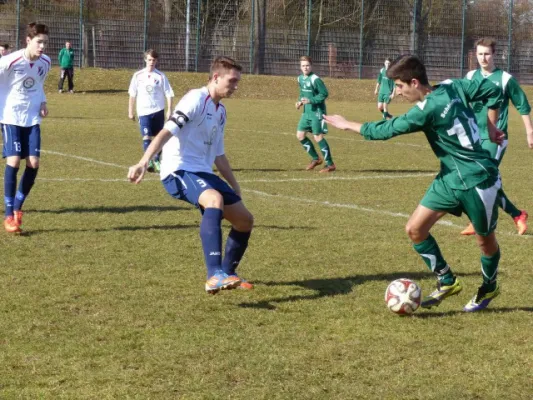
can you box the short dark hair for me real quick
[1,43,10,50]
[475,37,496,54]
[26,22,49,39]
[209,56,242,79]
[387,55,429,86]
[144,49,159,59]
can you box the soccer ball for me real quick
[384,279,422,315]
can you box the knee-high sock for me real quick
[481,248,500,292]
[222,229,251,275]
[499,189,521,218]
[300,137,319,160]
[317,138,333,165]
[413,234,455,285]
[14,167,38,211]
[200,208,223,278]
[4,165,19,217]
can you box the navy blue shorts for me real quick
[2,124,41,159]
[162,171,241,210]
[138,109,165,138]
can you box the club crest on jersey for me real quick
[204,126,217,145]
[146,85,154,93]
[23,77,35,89]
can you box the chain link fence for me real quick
[1,0,533,82]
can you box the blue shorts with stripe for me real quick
[138,109,165,137]
[2,124,41,159]
[162,170,241,210]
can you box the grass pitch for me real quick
[0,69,532,399]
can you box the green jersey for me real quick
[361,79,503,190]
[58,47,74,69]
[465,68,531,138]
[377,67,394,95]
[297,72,328,115]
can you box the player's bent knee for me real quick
[313,134,323,142]
[405,222,426,243]
[198,189,224,209]
[296,131,306,141]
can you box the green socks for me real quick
[300,137,319,160]
[413,234,455,285]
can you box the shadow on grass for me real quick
[23,223,199,236]
[30,205,186,214]
[413,307,533,318]
[238,271,481,310]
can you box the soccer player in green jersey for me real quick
[375,58,395,119]
[296,56,336,173]
[324,55,506,312]
[460,37,532,236]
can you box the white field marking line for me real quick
[238,173,435,183]
[32,149,532,239]
[226,128,427,148]
[243,188,533,240]
[41,149,128,169]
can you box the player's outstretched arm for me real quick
[128,129,173,184]
[323,114,363,133]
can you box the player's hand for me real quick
[527,130,533,149]
[127,163,147,184]
[300,98,310,105]
[40,103,48,118]
[323,114,350,130]
[128,113,135,121]
[374,90,378,96]
[295,101,302,110]
[488,127,505,145]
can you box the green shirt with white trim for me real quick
[297,72,328,115]
[465,68,531,138]
[361,79,503,190]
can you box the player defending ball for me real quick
[128,56,254,294]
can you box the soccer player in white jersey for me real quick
[128,49,174,173]
[128,56,254,294]
[460,37,533,236]
[0,23,51,234]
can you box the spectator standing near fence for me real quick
[58,41,74,93]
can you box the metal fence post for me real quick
[79,0,84,68]
[249,0,255,74]
[460,0,466,77]
[508,0,513,72]
[412,0,417,53]
[15,0,20,50]
[358,0,364,79]
[306,0,312,55]
[143,0,149,52]
[186,0,191,72]
[195,0,201,72]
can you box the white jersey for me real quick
[160,87,226,178]
[128,68,174,117]
[0,49,51,127]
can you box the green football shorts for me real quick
[378,93,392,104]
[420,175,501,236]
[297,113,328,135]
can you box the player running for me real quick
[296,56,336,172]
[325,55,506,312]
[374,58,395,119]
[128,56,254,294]
[460,37,532,236]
